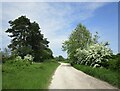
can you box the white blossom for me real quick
[15,56,22,61]
[75,42,112,67]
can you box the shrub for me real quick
[3,54,34,72]
[2,58,29,73]
[108,54,120,71]
[24,54,34,64]
[75,42,112,67]
[6,56,31,67]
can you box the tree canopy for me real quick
[62,23,92,62]
[62,23,113,68]
[6,16,53,62]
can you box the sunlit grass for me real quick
[2,60,59,89]
[73,64,119,88]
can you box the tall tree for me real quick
[6,16,51,62]
[6,16,31,58]
[27,22,50,61]
[62,23,92,63]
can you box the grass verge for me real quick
[73,64,120,88]
[2,60,59,89]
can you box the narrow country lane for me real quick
[49,62,117,89]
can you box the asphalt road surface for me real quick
[49,62,117,89]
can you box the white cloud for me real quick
[1,2,107,57]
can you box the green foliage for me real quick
[2,60,59,89]
[5,16,52,62]
[42,48,54,60]
[73,64,120,88]
[108,54,120,71]
[6,16,32,58]
[62,23,92,62]
[63,23,113,68]
[2,56,33,73]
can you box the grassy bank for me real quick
[73,64,120,88]
[2,60,59,89]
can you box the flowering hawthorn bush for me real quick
[3,55,34,72]
[24,54,34,64]
[15,56,22,61]
[75,42,112,67]
[6,54,34,66]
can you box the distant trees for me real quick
[0,48,11,63]
[6,16,53,62]
[55,55,65,61]
[2,48,11,58]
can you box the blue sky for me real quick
[0,2,118,58]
